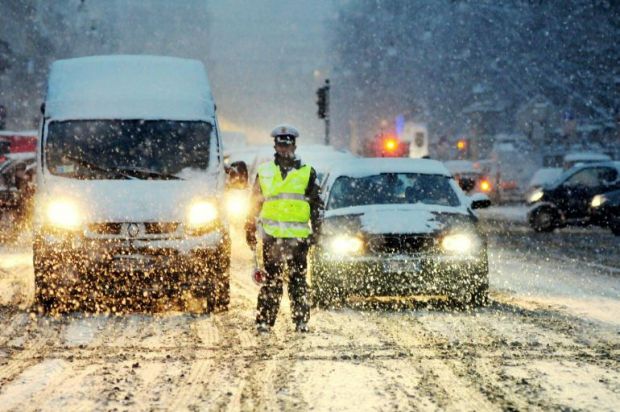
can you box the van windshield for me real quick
[45,120,211,179]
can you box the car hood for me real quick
[323,204,475,236]
[37,175,221,222]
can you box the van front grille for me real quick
[88,223,122,235]
[144,222,179,235]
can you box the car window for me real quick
[327,173,460,209]
[565,167,614,188]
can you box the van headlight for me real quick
[46,199,82,230]
[441,233,478,254]
[225,190,250,219]
[328,235,364,255]
[187,201,219,230]
[591,194,607,208]
[528,189,544,203]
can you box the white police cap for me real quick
[270,124,300,139]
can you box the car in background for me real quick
[310,158,491,308]
[590,188,620,236]
[444,160,493,196]
[563,152,611,170]
[0,130,37,163]
[526,167,563,193]
[526,161,620,232]
[0,153,36,210]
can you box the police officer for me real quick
[245,124,323,333]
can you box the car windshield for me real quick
[327,173,461,210]
[45,120,212,179]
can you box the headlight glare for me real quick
[529,189,544,203]
[329,235,364,255]
[591,194,606,208]
[225,190,250,219]
[46,199,82,230]
[441,233,476,254]
[187,201,218,228]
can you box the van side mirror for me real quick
[225,161,248,189]
[458,177,476,192]
[470,193,491,209]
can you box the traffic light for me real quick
[316,79,329,119]
[457,138,467,151]
[456,137,470,159]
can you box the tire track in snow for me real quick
[369,311,499,411]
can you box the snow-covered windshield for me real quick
[45,120,211,179]
[327,173,460,210]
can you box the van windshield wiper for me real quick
[65,155,133,180]
[113,166,182,180]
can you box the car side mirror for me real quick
[225,161,248,189]
[458,177,476,192]
[470,193,491,209]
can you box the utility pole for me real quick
[316,79,330,145]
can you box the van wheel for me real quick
[33,248,57,314]
[529,207,557,232]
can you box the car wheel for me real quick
[311,270,345,309]
[611,222,620,236]
[529,207,557,233]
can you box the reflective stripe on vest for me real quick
[258,161,311,238]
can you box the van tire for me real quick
[33,247,57,315]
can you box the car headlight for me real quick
[528,189,544,203]
[46,199,82,230]
[441,233,478,254]
[328,235,364,255]
[187,201,219,229]
[591,194,607,208]
[225,190,250,219]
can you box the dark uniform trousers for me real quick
[256,236,310,326]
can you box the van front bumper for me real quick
[33,228,230,286]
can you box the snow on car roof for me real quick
[46,55,215,121]
[443,160,477,174]
[6,152,36,161]
[564,152,611,162]
[328,158,451,178]
[0,130,37,137]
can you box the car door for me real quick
[562,166,618,219]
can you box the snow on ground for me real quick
[0,224,618,410]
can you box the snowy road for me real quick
[0,221,619,411]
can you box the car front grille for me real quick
[86,222,180,237]
[367,234,435,255]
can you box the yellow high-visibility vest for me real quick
[258,161,312,238]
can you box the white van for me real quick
[33,55,245,313]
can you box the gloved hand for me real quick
[307,233,319,247]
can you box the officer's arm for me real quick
[306,168,324,234]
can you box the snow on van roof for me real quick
[46,55,215,121]
[329,158,451,178]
